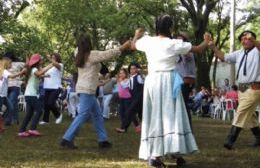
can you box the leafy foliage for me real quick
[0,0,259,87]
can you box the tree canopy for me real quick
[0,0,259,89]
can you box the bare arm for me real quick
[47,55,61,70]
[208,41,225,61]
[8,68,27,79]
[190,41,208,53]
[131,28,145,50]
[34,64,53,77]
[190,32,212,53]
[88,40,131,64]
[51,60,61,70]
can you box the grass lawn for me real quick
[0,114,260,168]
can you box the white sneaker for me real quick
[55,114,63,124]
[39,121,49,125]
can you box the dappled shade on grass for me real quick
[0,115,260,168]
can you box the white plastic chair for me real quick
[18,95,26,112]
[256,105,260,123]
[211,103,222,119]
[222,99,236,121]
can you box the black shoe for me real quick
[223,143,233,150]
[176,157,186,166]
[98,141,112,149]
[148,158,166,168]
[4,122,11,126]
[60,139,78,149]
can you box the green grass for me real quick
[0,114,260,168]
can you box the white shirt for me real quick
[129,74,144,90]
[8,62,25,87]
[224,47,260,83]
[175,53,196,78]
[0,70,11,97]
[136,35,192,73]
[43,63,63,89]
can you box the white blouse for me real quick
[136,35,192,73]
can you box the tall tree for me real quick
[180,0,219,89]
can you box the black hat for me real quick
[238,30,256,41]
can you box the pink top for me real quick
[118,80,131,99]
[225,90,238,109]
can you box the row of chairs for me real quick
[211,99,260,123]
[211,99,236,121]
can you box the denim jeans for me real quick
[102,94,113,119]
[0,97,4,112]
[8,87,20,123]
[19,96,43,132]
[2,97,14,125]
[63,93,108,142]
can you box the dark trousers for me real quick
[19,96,42,132]
[2,97,14,125]
[8,87,20,123]
[119,98,138,128]
[43,89,61,122]
[121,95,143,130]
[181,83,194,130]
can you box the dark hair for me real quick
[25,62,40,84]
[177,32,189,42]
[100,62,109,75]
[4,51,18,62]
[238,30,256,41]
[75,34,92,68]
[52,53,62,63]
[128,62,140,73]
[232,85,238,91]
[155,14,173,38]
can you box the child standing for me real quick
[0,57,25,132]
[116,68,140,131]
[18,54,53,137]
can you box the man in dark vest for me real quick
[116,63,144,133]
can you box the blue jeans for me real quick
[2,97,14,125]
[8,87,20,123]
[63,93,108,142]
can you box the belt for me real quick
[238,82,260,92]
[183,77,195,85]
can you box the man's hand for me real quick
[203,32,213,43]
[208,40,216,50]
